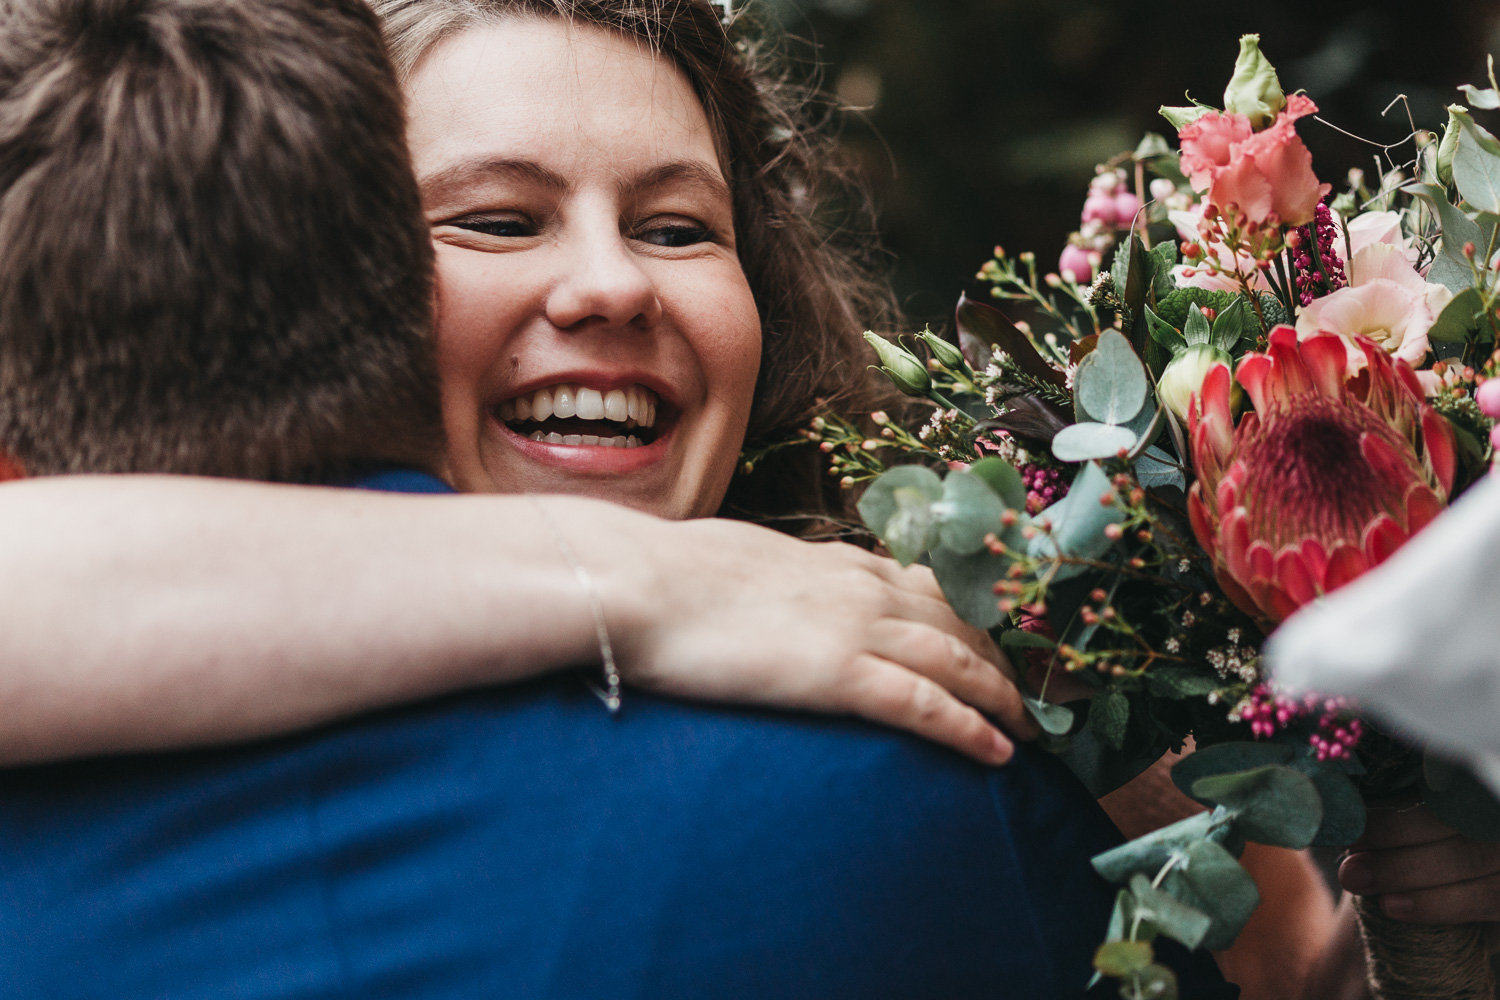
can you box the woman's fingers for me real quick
[864,618,1037,741]
[1341,838,1500,919]
[1341,802,1500,923]
[839,651,1016,766]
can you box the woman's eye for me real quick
[636,220,712,248]
[448,215,535,238]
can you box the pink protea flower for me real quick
[1187,325,1457,626]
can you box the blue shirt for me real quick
[0,471,1234,998]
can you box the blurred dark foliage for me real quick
[757,0,1498,330]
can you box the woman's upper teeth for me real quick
[500,384,656,427]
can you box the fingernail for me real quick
[1383,895,1413,919]
[987,731,1013,766]
[1339,857,1373,894]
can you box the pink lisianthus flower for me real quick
[1295,243,1452,370]
[1340,210,1412,263]
[1178,94,1330,229]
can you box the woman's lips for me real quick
[490,380,677,472]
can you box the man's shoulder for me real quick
[0,681,1128,999]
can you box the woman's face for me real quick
[404,18,761,519]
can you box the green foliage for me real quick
[1190,764,1323,848]
[1428,287,1485,343]
[1095,938,1156,977]
[1454,116,1500,214]
[1075,330,1150,424]
[1027,461,1127,576]
[1152,288,1237,330]
[936,470,1007,554]
[1023,696,1076,736]
[856,465,942,566]
[1127,874,1214,950]
[1090,688,1131,750]
[967,457,1028,510]
[1158,840,1260,950]
[929,546,1013,629]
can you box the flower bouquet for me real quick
[826,35,1500,1000]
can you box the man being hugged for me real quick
[0,0,1233,997]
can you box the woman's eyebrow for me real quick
[625,161,732,205]
[419,157,568,202]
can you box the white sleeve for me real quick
[1265,475,1500,795]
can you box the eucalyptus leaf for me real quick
[966,456,1028,511]
[857,466,942,566]
[1094,938,1155,978]
[927,544,1016,630]
[1183,305,1212,347]
[1051,421,1139,462]
[1133,446,1186,491]
[1135,965,1179,1000]
[1075,330,1149,425]
[1423,754,1500,842]
[1024,696,1076,736]
[1404,183,1484,271]
[1128,874,1213,950]
[1126,405,1167,460]
[1093,809,1221,882]
[1289,757,1366,846]
[1190,764,1323,848]
[1160,839,1260,950]
[1427,251,1477,295]
[936,470,1008,554]
[1428,286,1485,344]
[1028,461,1127,576]
[1170,741,1294,803]
[1453,120,1500,214]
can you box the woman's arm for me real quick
[0,476,1030,765]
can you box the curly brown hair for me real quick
[370,0,899,528]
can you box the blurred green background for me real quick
[754,0,1499,330]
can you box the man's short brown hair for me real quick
[0,0,443,481]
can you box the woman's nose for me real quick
[544,222,663,331]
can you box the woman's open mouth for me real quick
[494,383,662,449]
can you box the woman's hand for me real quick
[1339,798,1500,926]
[609,516,1036,766]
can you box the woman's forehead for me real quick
[403,18,722,187]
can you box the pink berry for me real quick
[1058,244,1093,283]
[1489,423,1500,451]
[1113,192,1141,229]
[1476,378,1500,419]
[1080,194,1117,228]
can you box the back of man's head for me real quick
[0,0,443,481]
